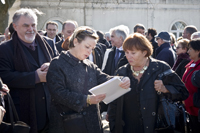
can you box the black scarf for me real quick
[172,53,190,71]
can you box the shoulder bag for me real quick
[155,69,189,132]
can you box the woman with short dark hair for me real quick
[108,33,188,133]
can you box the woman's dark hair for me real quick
[189,39,200,57]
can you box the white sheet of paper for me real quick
[89,77,131,104]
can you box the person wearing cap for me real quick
[155,31,176,68]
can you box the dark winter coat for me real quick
[172,53,190,79]
[108,58,188,133]
[150,38,158,58]
[46,51,112,133]
[0,33,57,133]
[103,47,128,76]
[156,42,176,68]
[55,39,64,54]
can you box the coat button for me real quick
[143,107,145,110]
[42,97,45,100]
[152,112,156,116]
[52,99,54,101]
[146,126,148,128]
[141,89,143,91]
[82,112,87,115]
[76,100,80,104]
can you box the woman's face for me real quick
[176,43,187,55]
[187,47,200,62]
[125,48,147,67]
[73,36,96,60]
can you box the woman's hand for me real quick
[119,77,130,89]
[154,80,169,93]
[89,94,106,104]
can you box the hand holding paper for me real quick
[89,77,131,104]
[119,77,130,89]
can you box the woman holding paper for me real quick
[108,33,189,133]
[46,26,130,133]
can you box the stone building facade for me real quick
[8,0,200,38]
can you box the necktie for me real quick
[114,49,120,67]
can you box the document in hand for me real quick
[89,77,131,104]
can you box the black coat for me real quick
[150,38,158,58]
[46,51,112,133]
[43,36,59,56]
[0,36,56,132]
[108,58,189,133]
[174,59,190,79]
[44,33,61,43]
[156,42,176,68]
[55,39,64,54]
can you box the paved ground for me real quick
[101,112,110,133]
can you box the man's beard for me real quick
[25,31,36,43]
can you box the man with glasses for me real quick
[45,21,61,43]
[155,31,176,67]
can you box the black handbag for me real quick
[155,69,187,132]
[0,92,30,133]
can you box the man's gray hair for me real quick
[191,31,200,40]
[13,8,43,25]
[105,32,111,40]
[109,25,129,41]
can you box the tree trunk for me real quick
[0,0,16,34]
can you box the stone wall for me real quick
[8,0,200,36]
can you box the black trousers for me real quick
[190,115,200,133]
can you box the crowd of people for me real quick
[0,7,200,133]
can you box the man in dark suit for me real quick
[103,25,128,76]
[0,8,58,133]
[101,25,129,113]
[45,21,61,43]
[55,20,77,53]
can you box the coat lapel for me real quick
[141,58,161,86]
[37,40,48,66]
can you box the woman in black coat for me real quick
[172,39,191,78]
[46,26,130,133]
[108,33,189,133]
